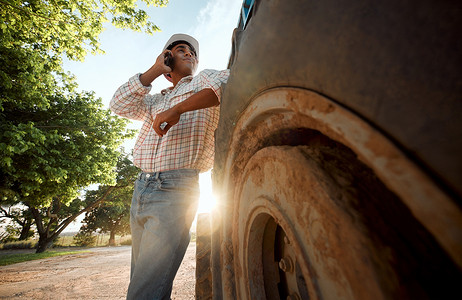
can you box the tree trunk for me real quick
[108,230,116,247]
[30,207,55,253]
[18,218,33,240]
[35,237,53,253]
[30,187,117,252]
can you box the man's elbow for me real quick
[213,95,220,106]
[109,98,124,115]
[205,88,220,106]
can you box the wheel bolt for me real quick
[279,257,294,273]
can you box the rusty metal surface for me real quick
[230,144,460,299]
[214,88,461,299]
[217,0,462,201]
[196,213,213,300]
[211,1,462,298]
[225,88,462,268]
[235,146,385,299]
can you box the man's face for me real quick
[170,43,198,76]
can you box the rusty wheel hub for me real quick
[261,217,309,300]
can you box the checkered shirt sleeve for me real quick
[110,69,230,173]
[110,74,157,121]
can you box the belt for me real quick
[138,169,199,181]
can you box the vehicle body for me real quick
[197,0,462,299]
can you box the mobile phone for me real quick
[164,52,174,70]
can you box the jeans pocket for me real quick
[158,176,199,195]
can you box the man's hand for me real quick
[155,50,173,74]
[140,50,173,87]
[151,89,219,137]
[152,106,181,137]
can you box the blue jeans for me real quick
[127,169,200,300]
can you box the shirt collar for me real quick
[161,75,194,95]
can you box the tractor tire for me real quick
[196,213,212,300]
[213,88,461,299]
[207,0,462,299]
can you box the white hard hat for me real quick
[163,33,199,59]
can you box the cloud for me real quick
[193,0,242,70]
[194,0,241,39]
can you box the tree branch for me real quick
[0,206,23,225]
[0,206,10,217]
[30,207,45,238]
[53,186,116,238]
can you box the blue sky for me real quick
[64,0,242,111]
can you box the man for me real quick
[110,33,229,299]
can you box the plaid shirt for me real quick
[110,69,229,173]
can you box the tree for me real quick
[79,156,138,246]
[0,205,34,241]
[0,67,135,252]
[79,194,131,246]
[10,90,136,252]
[31,153,139,252]
[0,0,167,61]
[1,88,134,200]
[0,0,168,111]
[0,0,166,252]
[0,88,135,252]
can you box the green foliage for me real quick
[28,152,138,252]
[73,232,96,247]
[0,0,158,207]
[0,225,24,243]
[120,238,132,246]
[79,155,139,239]
[0,0,168,113]
[0,250,87,266]
[0,42,67,111]
[0,206,34,241]
[0,92,135,207]
[1,240,36,250]
[0,0,167,61]
[0,0,160,252]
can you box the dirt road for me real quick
[0,243,195,299]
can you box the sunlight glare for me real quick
[197,170,217,214]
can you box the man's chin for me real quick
[173,65,197,78]
[184,67,197,76]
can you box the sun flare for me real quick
[197,170,217,214]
